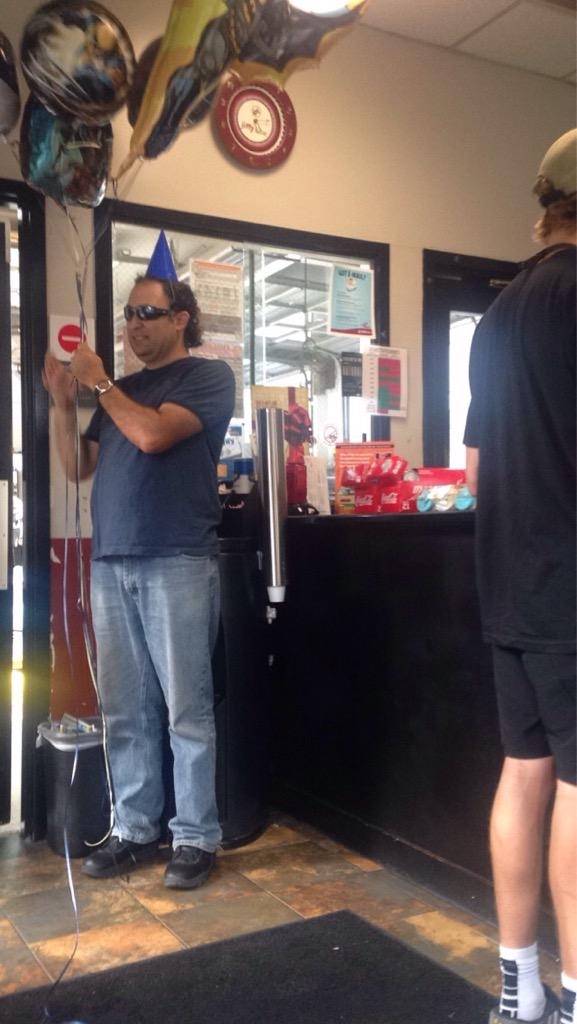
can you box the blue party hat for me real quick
[146,230,177,280]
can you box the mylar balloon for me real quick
[231,0,367,84]
[127,37,216,130]
[0,32,20,135]
[20,0,135,127]
[116,0,269,177]
[20,94,112,207]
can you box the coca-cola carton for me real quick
[353,453,409,514]
[380,479,425,513]
[416,468,465,487]
[354,485,381,514]
[334,442,395,514]
[413,468,467,513]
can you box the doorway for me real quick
[0,209,23,828]
[0,181,50,837]
[422,249,518,468]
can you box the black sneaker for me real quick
[489,986,560,1024]
[164,846,215,890]
[82,836,159,879]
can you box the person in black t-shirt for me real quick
[464,129,576,1024]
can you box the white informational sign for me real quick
[49,315,96,360]
[328,266,375,337]
[362,347,408,418]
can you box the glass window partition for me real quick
[97,205,390,480]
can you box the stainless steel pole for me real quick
[256,407,287,604]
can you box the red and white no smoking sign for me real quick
[50,315,95,359]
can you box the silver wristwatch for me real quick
[93,378,114,398]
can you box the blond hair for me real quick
[533,194,576,241]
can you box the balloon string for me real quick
[70,391,114,849]
[110,155,143,199]
[63,210,89,307]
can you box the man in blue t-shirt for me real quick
[43,275,235,890]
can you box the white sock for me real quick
[561,973,577,1024]
[498,943,546,1020]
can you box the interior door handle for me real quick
[0,480,7,590]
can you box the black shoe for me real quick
[489,986,560,1024]
[164,846,215,890]
[82,836,159,879]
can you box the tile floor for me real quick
[0,811,561,1006]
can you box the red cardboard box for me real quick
[380,479,425,513]
[417,467,465,486]
[335,442,394,514]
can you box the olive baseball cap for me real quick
[533,128,577,206]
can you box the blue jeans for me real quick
[90,555,222,851]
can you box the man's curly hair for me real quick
[136,275,203,348]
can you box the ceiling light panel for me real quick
[360,0,517,48]
[457,1,576,78]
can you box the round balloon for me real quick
[0,32,20,135]
[20,94,112,207]
[20,1,135,126]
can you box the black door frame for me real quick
[422,249,518,467]
[0,180,50,837]
[0,222,12,823]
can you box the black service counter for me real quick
[271,512,501,882]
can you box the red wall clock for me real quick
[214,76,297,169]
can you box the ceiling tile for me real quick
[360,0,519,48]
[457,2,576,78]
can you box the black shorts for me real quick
[492,646,576,785]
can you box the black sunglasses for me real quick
[123,304,173,322]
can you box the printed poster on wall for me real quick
[328,266,375,337]
[340,351,363,397]
[362,347,408,417]
[190,259,244,418]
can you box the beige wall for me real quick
[1,3,574,464]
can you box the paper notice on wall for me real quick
[362,347,407,417]
[340,351,363,397]
[190,259,244,340]
[328,266,375,337]
[190,260,244,417]
[251,385,309,415]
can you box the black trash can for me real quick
[38,720,111,858]
[214,527,271,848]
[159,531,272,849]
